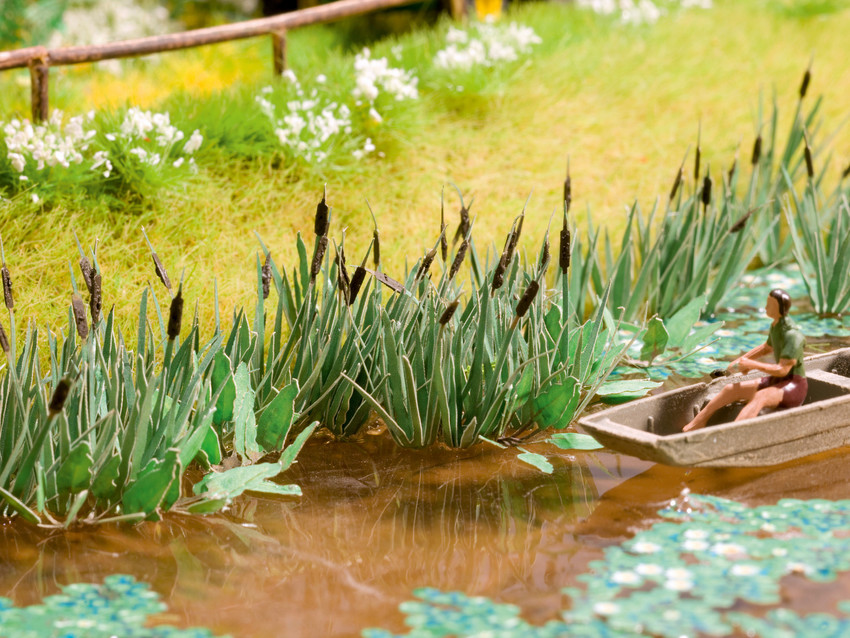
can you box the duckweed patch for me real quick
[366,493,850,637]
[0,574,224,638]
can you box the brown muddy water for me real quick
[3,429,850,637]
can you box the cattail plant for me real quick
[79,257,94,294]
[48,378,71,416]
[564,157,572,212]
[415,246,437,282]
[694,125,702,181]
[449,239,468,280]
[315,185,330,238]
[451,185,473,246]
[669,166,683,201]
[167,284,183,341]
[72,294,89,340]
[559,212,571,274]
[0,319,8,356]
[262,253,272,300]
[729,207,756,234]
[142,228,172,294]
[804,136,815,179]
[439,300,459,326]
[335,245,351,304]
[514,280,540,325]
[310,235,328,284]
[701,168,712,210]
[799,65,811,99]
[0,237,13,312]
[348,246,370,305]
[440,190,448,263]
[843,163,850,180]
[89,271,102,325]
[751,134,762,166]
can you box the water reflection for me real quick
[2,436,850,637]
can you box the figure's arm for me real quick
[738,357,795,377]
[730,343,772,370]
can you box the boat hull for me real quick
[578,348,850,467]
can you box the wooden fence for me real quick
[0,0,422,122]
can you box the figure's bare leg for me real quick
[682,381,760,432]
[735,386,784,421]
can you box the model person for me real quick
[683,289,807,432]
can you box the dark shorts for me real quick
[758,374,808,408]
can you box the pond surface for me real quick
[3,430,850,637]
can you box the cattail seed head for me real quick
[694,146,701,181]
[335,248,351,304]
[48,378,71,416]
[539,237,550,272]
[310,235,328,283]
[515,280,540,318]
[727,158,737,184]
[0,319,8,355]
[448,239,468,280]
[262,253,272,300]
[701,171,712,209]
[151,253,171,293]
[564,160,572,213]
[167,285,183,341]
[372,229,380,267]
[842,163,850,180]
[2,265,13,310]
[491,259,507,294]
[79,257,94,294]
[729,209,755,234]
[72,294,89,341]
[559,226,571,274]
[89,271,102,325]
[505,215,524,265]
[315,189,330,237]
[804,142,814,179]
[349,266,367,304]
[669,167,683,201]
[439,300,459,326]
[799,68,811,99]
[751,135,762,166]
[415,247,437,281]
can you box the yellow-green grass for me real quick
[0,0,848,338]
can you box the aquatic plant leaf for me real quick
[517,452,553,474]
[0,486,41,524]
[596,378,662,402]
[91,454,121,501]
[211,351,235,425]
[665,295,706,348]
[122,449,180,517]
[640,316,669,363]
[257,381,299,453]
[279,421,318,472]
[232,363,260,462]
[198,423,222,466]
[533,377,580,429]
[548,432,603,450]
[56,441,93,493]
[193,461,301,503]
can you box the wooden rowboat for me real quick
[578,347,850,467]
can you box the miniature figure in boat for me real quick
[683,289,806,432]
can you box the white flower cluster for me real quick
[257,74,355,164]
[434,22,542,71]
[576,0,711,26]
[48,0,179,74]
[3,110,97,175]
[352,48,419,104]
[112,107,202,169]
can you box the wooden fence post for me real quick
[29,53,50,122]
[272,29,287,75]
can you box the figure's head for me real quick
[767,288,791,319]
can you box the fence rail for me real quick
[0,0,421,122]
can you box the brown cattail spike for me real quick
[415,247,437,281]
[72,294,89,341]
[89,271,102,325]
[669,167,683,201]
[151,253,171,293]
[751,135,762,166]
[439,300,460,326]
[515,280,540,318]
[349,266,367,305]
[48,378,71,416]
[440,190,448,262]
[167,285,184,341]
[694,145,701,181]
[372,229,380,268]
[843,163,850,180]
[448,239,468,280]
[505,215,524,264]
[0,319,8,355]
[730,208,755,234]
[564,157,572,213]
[310,235,328,283]
[559,215,571,274]
[539,236,550,272]
[1,265,13,310]
[335,248,351,304]
[727,158,737,184]
[262,253,272,300]
[701,170,712,209]
[491,260,507,294]
[315,186,330,237]
[799,67,811,99]
[804,141,814,179]
[79,257,94,294]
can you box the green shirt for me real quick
[766,316,806,377]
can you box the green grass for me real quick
[0,0,849,338]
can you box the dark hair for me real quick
[769,289,791,316]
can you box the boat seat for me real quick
[807,369,850,391]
